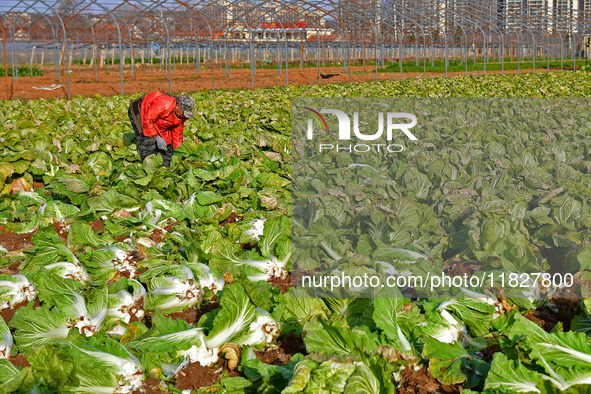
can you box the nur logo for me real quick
[303,108,418,141]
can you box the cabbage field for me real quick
[1,71,591,393]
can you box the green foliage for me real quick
[0,65,44,77]
[379,59,578,74]
[0,72,590,393]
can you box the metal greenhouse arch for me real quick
[1,0,590,98]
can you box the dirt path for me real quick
[0,63,574,100]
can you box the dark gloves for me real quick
[155,136,167,150]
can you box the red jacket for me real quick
[141,92,186,149]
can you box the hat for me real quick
[177,95,195,119]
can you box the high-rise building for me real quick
[201,1,325,28]
[498,0,583,32]
[338,0,382,40]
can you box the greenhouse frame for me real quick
[1,0,590,98]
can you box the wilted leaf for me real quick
[11,177,31,194]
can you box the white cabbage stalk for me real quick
[139,199,180,227]
[240,219,267,245]
[38,201,80,219]
[425,323,461,344]
[45,261,91,283]
[203,303,255,350]
[149,266,203,312]
[417,318,464,344]
[243,248,291,283]
[37,203,48,216]
[183,342,220,367]
[136,237,156,248]
[10,307,72,354]
[140,200,164,219]
[107,288,146,324]
[396,325,413,352]
[76,347,144,393]
[374,261,413,281]
[0,334,12,359]
[193,263,225,294]
[165,287,265,372]
[0,274,38,309]
[514,271,543,302]
[432,300,468,344]
[106,324,128,337]
[375,261,399,277]
[136,328,215,371]
[66,292,108,337]
[161,362,178,378]
[244,257,289,282]
[102,246,141,279]
[73,316,101,337]
[236,308,281,346]
[459,288,504,318]
[136,327,206,367]
[151,279,202,312]
[0,318,13,358]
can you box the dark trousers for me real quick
[128,96,174,167]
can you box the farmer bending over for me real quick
[128,92,195,167]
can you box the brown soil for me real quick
[113,234,129,243]
[442,261,482,278]
[523,310,548,329]
[479,342,501,363]
[133,378,170,394]
[277,333,307,356]
[1,64,573,101]
[163,221,182,232]
[10,178,31,194]
[0,260,22,275]
[144,311,154,329]
[254,333,307,366]
[524,298,580,332]
[398,365,463,394]
[32,181,45,190]
[0,299,41,324]
[291,269,321,287]
[52,220,68,243]
[175,357,240,391]
[195,300,221,325]
[218,356,242,378]
[269,274,291,294]
[135,267,150,277]
[89,219,105,234]
[105,250,145,283]
[148,229,165,244]
[0,306,20,324]
[9,355,30,368]
[165,300,221,326]
[552,278,582,299]
[128,250,145,269]
[240,242,256,251]
[540,247,563,274]
[128,296,146,323]
[167,306,198,324]
[220,212,239,227]
[0,225,36,252]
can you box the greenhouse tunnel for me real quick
[0,0,590,98]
